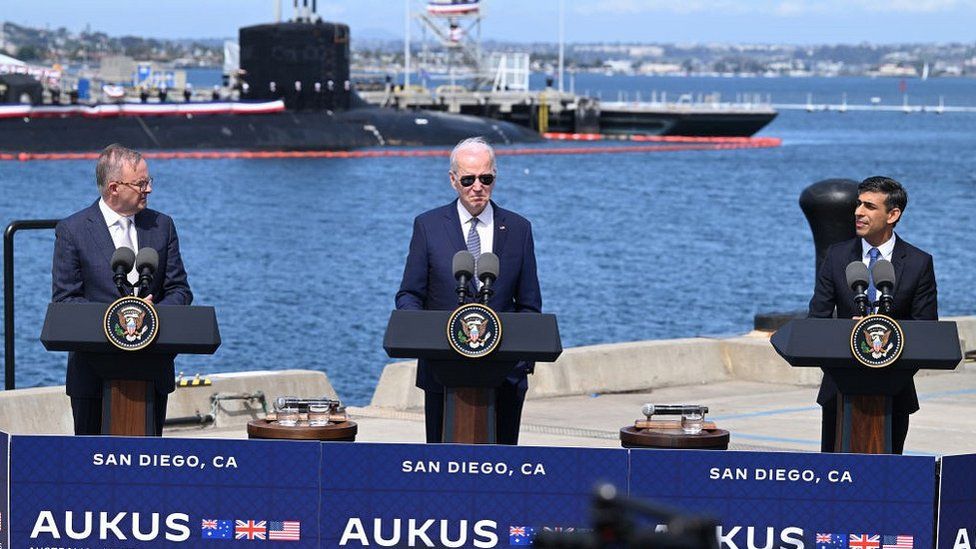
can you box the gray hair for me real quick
[449,136,496,173]
[96,143,144,191]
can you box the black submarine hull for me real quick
[0,105,542,153]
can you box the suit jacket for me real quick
[396,200,542,392]
[808,235,938,413]
[52,200,193,397]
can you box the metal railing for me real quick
[4,219,59,390]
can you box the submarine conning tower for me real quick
[239,18,352,111]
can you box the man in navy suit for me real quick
[808,176,937,454]
[52,144,193,435]
[396,137,542,444]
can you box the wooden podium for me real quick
[772,318,961,453]
[384,309,561,444]
[41,302,220,436]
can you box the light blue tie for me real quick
[466,217,481,285]
[867,247,880,313]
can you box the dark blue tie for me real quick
[867,247,881,312]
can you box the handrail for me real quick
[4,219,59,390]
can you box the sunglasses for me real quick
[457,173,495,187]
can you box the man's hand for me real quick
[144,294,153,304]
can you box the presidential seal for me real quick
[447,303,502,358]
[850,314,904,368]
[104,296,160,351]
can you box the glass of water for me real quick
[275,396,299,427]
[681,406,704,435]
[307,402,333,427]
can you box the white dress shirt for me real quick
[457,200,494,254]
[98,198,139,284]
[861,234,896,266]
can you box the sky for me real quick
[2,0,975,44]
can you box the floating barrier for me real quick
[1,135,780,162]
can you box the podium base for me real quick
[101,380,157,436]
[837,394,892,454]
[443,387,497,444]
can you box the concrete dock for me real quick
[1,316,973,456]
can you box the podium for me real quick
[40,302,220,436]
[771,318,961,453]
[384,309,561,443]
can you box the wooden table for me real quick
[247,419,358,441]
[620,425,729,450]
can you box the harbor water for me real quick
[1,76,975,405]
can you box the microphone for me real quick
[872,259,896,315]
[452,250,475,305]
[845,261,870,317]
[134,247,159,299]
[476,252,499,305]
[110,247,135,297]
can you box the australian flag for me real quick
[201,519,233,540]
[509,525,535,546]
[817,533,848,549]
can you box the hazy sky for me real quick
[3,0,975,44]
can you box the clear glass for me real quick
[681,406,704,435]
[330,405,348,424]
[308,403,332,426]
[274,396,299,427]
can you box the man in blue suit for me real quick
[52,144,193,435]
[808,176,937,454]
[396,137,542,444]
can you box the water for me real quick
[2,76,975,405]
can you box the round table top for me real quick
[247,419,358,441]
[619,425,730,450]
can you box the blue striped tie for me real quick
[867,247,880,313]
[466,217,481,284]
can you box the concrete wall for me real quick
[0,369,337,436]
[369,315,976,410]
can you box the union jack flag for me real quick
[882,535,914,549]
[235,520,267,540]
[850,534,881,549]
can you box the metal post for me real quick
[4,219,59,390]
[404,0,411,89]
[558,0,565,93]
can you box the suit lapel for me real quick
[492,202,509,257]
[134,210,151,253]
[85,201,116,267]
[442,201,466,252]
[891,235,908,294]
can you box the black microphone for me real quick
[845,261,870,317]
[476,252,499,305]
[452,250,475,305]
[110,247,135,297]
[872,259,896,315]
[134,247,159,299]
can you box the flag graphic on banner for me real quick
[269,520,301,541]
[817,533,848,549]
[235,520,267,540]
[509,525,535,546]
[882,535,914,549]
[850,534,881,549]
[201,519,233,539]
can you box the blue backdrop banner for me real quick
[630,449,937,549]
[938,454,976,549]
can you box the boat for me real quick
[0,7,541,155]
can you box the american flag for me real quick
[850,534,881,549]
[235,520,267,540]
[269,520,301,541]
[882,535,913,549]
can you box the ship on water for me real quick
[0,2,540,154]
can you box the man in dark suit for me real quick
[808,176,937,454]
[396,137,542,444]
[52,144,193,435]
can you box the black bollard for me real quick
[754,178,858,332]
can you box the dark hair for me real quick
[858,176,907,213]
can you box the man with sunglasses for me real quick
[52,143,193,435]
[397,136,542,444]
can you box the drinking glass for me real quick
[681,406,704,435]
[275,396,299,427]
[308,402,332,427]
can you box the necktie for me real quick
[466,217,481,287]
[118,218,138,285]
[867,247,880,313]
